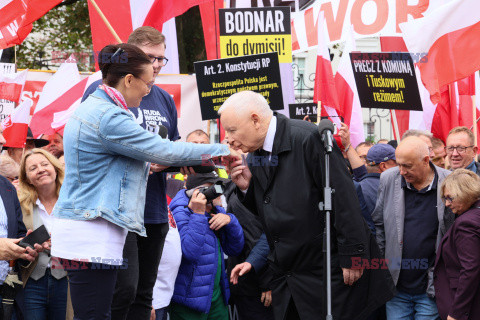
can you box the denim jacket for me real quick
[53,88,229,236]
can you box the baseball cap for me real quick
[366,144,396,166]
[186,171,228,190]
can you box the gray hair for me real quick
[218,91,273,118]
[402,129,433,141]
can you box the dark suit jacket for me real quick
[239,114,395,320]
[0,175,27,320]
[0,176,26,238]
[434,200,480,320]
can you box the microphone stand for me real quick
[319,130,334,320]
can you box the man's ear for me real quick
[251,113,261,128]
[379,162,386,172]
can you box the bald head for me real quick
[218,90,273,118]
[218,91,273,153]
[396,136,430,160]
[396,136,433,189]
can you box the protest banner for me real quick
[219,7,291,63]
[194,52,283,120]
[0,63,16,122]
[349,52,422,111]
[288,102,317,121]
[17,70,205,139]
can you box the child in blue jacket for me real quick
[170,173,244,320]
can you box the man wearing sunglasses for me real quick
[445,126,479,174]
[82,26,179,320]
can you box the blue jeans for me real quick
[386,290,440,320]
[23,268,68,320]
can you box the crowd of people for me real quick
[0,25,479,320]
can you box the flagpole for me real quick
[317,101,321,124]
[391,109,401,143]
[474,95,478,161]
[88,0,122,43]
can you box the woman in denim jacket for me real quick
[169,173,244,319]
[50,43,229,319]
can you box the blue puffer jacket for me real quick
[170,190,244,313]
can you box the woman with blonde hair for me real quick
[435,169,480,320]
[18,148,68,319]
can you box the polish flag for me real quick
[1,97,32,148]
[313,11,339,113]
[30,56,101,137]
[334,26,364,148]
[400,0,480,103]
[88,0,180,74]
[0,0,63,49]
[0,69,27,102]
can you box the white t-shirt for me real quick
[152,213,182,309]
[51,215,128,266]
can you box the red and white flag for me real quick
[87,0,180,74]
[400,0,480,103]
[335,26,364,148]
[0,0,63,49]
[313,11,338,113]
[0,69,27,102]
[1,97,32,148]
[30,57,101,137]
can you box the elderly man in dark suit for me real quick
[221,91,395,320]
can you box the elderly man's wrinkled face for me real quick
[396,149,430,188]
[220,108,263,153]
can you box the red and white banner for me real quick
[334,26,364,148]
[0,0,62,49]
[0,69,27,102]
[1,97,32,148]
[21,69,206,140]
[287,0,452,53]
[400,0,480,103]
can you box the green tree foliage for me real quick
[16,0,94,71]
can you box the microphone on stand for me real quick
[318,119,335,154]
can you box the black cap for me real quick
[27,128,49,148]
[186,172,227,190]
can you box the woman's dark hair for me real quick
[98,43,152,87]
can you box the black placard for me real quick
[349,52,422,111]
[288,103,317,121]
[194,52,283,120]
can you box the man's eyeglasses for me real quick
[148,55,168,66]
[135,76,155,90]
[445,145,474,154]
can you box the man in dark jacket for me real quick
[220,91,395,320]
[224,180,274,320]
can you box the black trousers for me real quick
[111,223,169,320]
[67,262,119,320]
